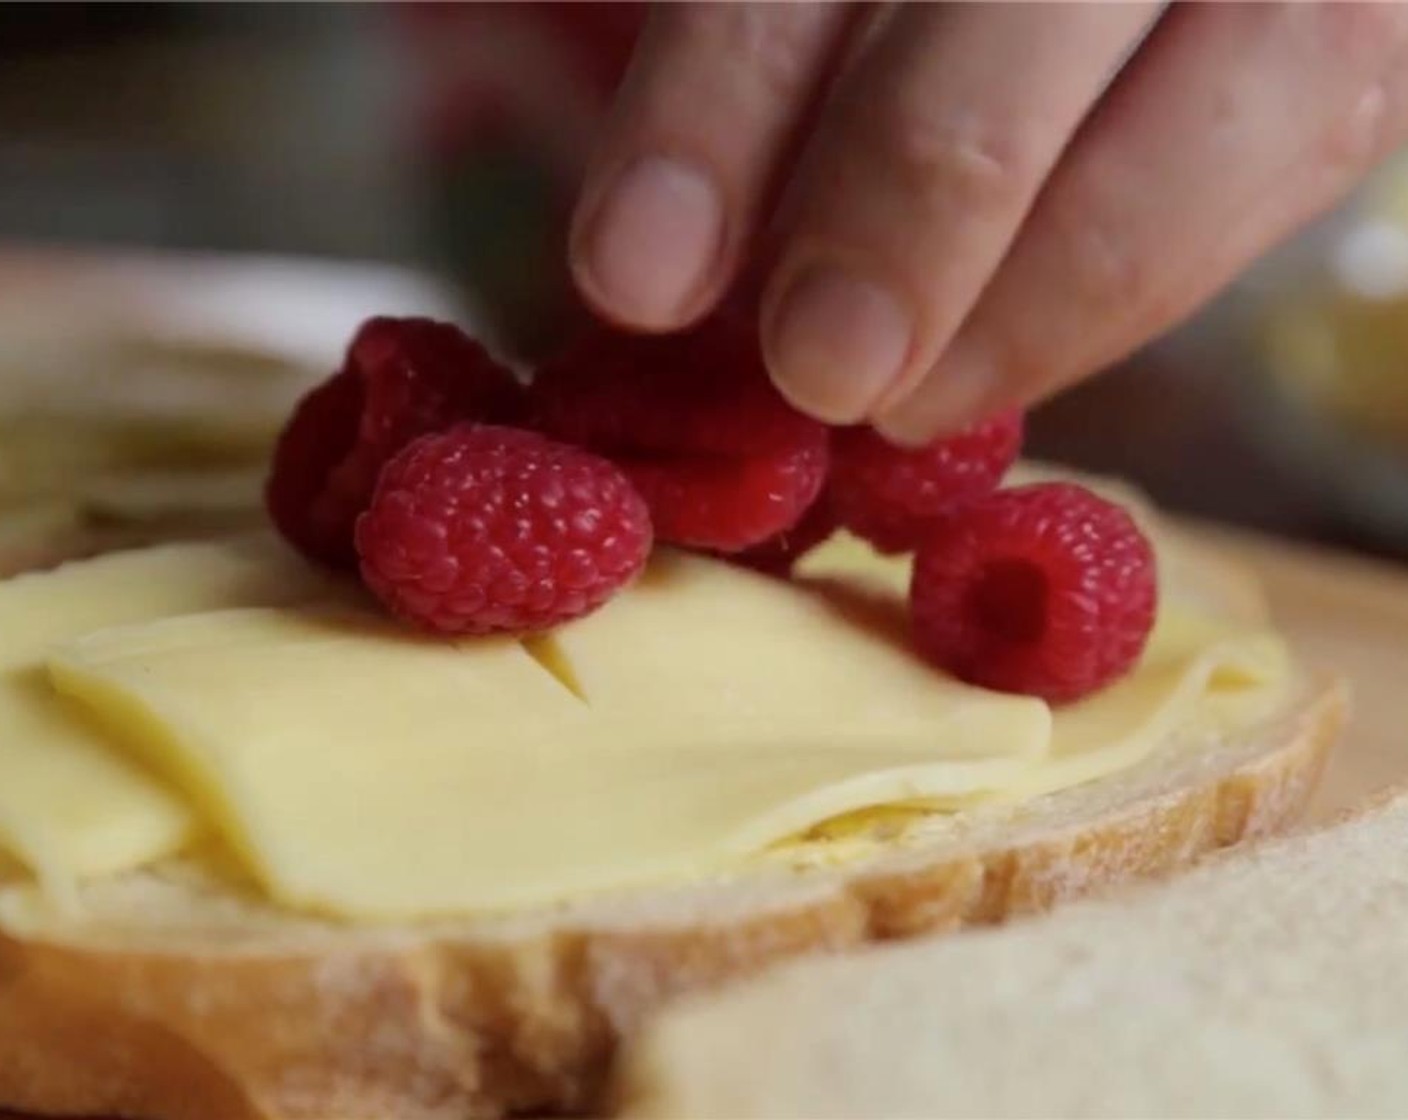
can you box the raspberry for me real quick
[733,493,839,575]
[532,316,816,457]
[624,429,829,552]
[355,424,651,635]
[531,315,829,551]
[265,371,364,567]
[267,317,523,567]
[830,411,1024,554]
[909,482,1156,704]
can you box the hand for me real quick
[568,3,1408,443]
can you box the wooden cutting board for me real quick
[1187,524,1408,821]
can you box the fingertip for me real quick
[571,155,726,331]
[871,341,999,446]
[761,263,914,425]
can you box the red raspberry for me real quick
[624,429,829,552]
[531,316,829,551]
[355,424,651,635]
[532,315,816,457]
[733,493,839,575]
[265,371,364,567]
[267,317,523,567]
[830,411,1024,554]
[909,482,1156,704]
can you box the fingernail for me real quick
[764,266,913,424]
[577,156,723,328]
[873,341,995,447]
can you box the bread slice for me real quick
[618,786,1408,1120]
[0,529,1343,1120]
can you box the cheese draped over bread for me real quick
[0,531,1290,920]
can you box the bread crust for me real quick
[0,679,1344,1120]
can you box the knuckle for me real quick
[1320,80,1394,176]
[1044,176,1150,317]
[1314,61,1408,187]
[659,4,825,105]
[1318,30,1408,175]
[736,9,830,105]
[1304,2,1408,62]
[877,99,1038,215]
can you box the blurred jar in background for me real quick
[1256,161,1408,449]
[397,3,642,362]
[1243,153,1408,546]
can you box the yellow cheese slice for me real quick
[0,530,1292,921]
[0,537,342,899]
[537,552,1050,760]
[1009,611,1291,802]
[48,556,1052,918]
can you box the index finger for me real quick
[570,3,860,331]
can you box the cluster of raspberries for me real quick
[266,314,1155,702]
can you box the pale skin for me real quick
[569,2,1408,445]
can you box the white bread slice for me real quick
[618,786,1408,1120]
[0,525,1342,1120]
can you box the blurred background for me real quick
[3,3,1408,559]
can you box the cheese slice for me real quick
[0,532,1293,921]
[47,556,1052,918]
[1007,610,1291,803]
[536,553,1050,761]
[0,537,342,899]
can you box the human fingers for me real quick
[875,2,1408,443]
[758,1,1159,423]
[571,2,860,332]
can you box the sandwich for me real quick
[0,315,1343,1120]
